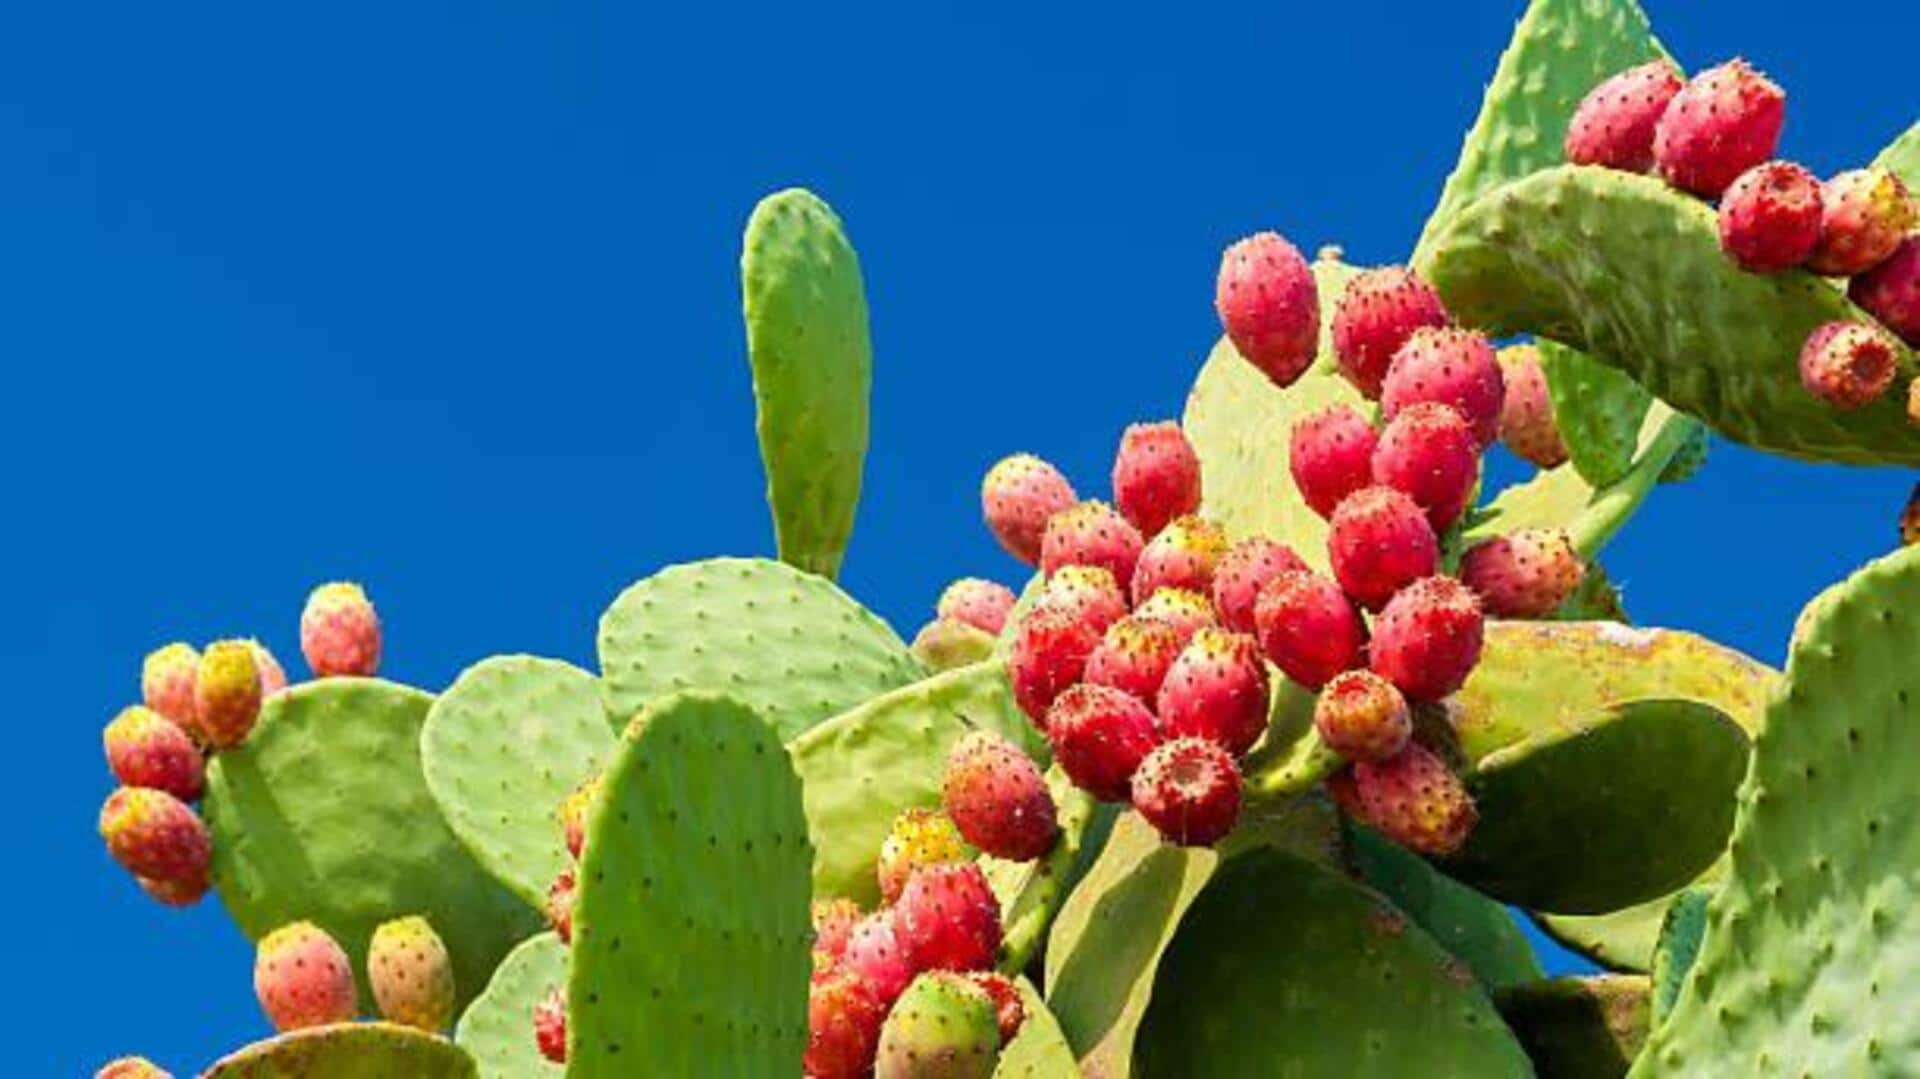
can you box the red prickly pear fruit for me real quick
[254,921,358,1031]
[96,1058,171,1079]
[964,970,1026,1046]
[1085,615,1185,704]
[1352,742,1478,856]
[136,873,208,907]
[1325,767,1365,819]
[942,731,1059,861]
[534,985,568,1064]
[1809,168,1917,277]
[1798,321,1899,410]
[1156,628,1270,758]
[1216,232,1321,388]
[248,641,288,697]
[1563,60,1684,173]
[1381,327,1504,447]
[1327,486,1440,611]
[557,774,601,861]
[937,578,1017,636]
[1330,267,1451,398]
[193,639,263,749]
[1007,606,1100,725]
[1653,59,1786,198]
[1130,736,1243,847]
[1850,237,1920,346]
[982,454,1078,567]
[1211,537,1309,633]
[1371,402,1480,532]
[1040,501,1145,591]
[806,967,889,1079]
[1112,421,1203,538]
[876,807,972,905]
[1460,528,1586,618]
[1496,345,1568,469]
[1290,404,1380,519]
[140,643,200,730]
[1035,565,1130,637]
[894,862,1003,974]
[1045,683,1161,802]
[1717,161,1824,272]
[1369,576,1486,702]
[368,915,455,1033]
[1131,587,1217,646]
[1313,670,1412,763]
[103,705,205,802]
[812,898,864,970]
[545,867,576,944]
[1253,570,1367,690]
[1130,515,1228,605]
[843,912,916,1006]
[301,582,382,678]
[98,787,210,892]
[1902,483,1920,547]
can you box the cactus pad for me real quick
[202,1022,476,1078]
[1874,122,1920,188]
[454,932,566,1079]
[982,766,1101,973]
[994,978,1081,1078]
[1540,339,1654,488]
[1350,825,1542,991]
[1648,888,1710,1025]
[1495,976,1651,1079]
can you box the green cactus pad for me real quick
[1540,339,1654,488]
[1636,547,1920,1076]
[596,557,922,740]
[1533,893,1685,975]
[1495,976,1651,1079]
[202,1022,477,1079]
[1418,166,1920,464]
[1556,560,1630,622]
[568,691,813,1077]
[203,680,540,1015]
[422,656,615,907]
[1350,825,1542,991]
[741,188,872,579]
[1648,888,1711,1025]
[995,978,1082,1078]
[454,932,566,1079]
[982,765,1101,973]
[1657,424,1709,485]
[1134,850,1531,1077]
[1873,121,1920,188]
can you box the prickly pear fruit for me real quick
[103,706,204,802]
[1084,615,1185,705]
[1798,320,1899,409]
[1290,404,1381,519]
[894,863,1003,974]
[1156,628,1270,758]
[98,787,210,894]
[1352,742,1478,856]
[557,774,600,861]
[1130,515,1228,605]
[1216,231,1320,388]
[1809,167,1916,276]
[300,582,382,678]
[1253,569,1367,690]
[248,640,288,697]
[982,454,1077,567]
[1040,501,1145,594]
[1372,402,1480,531]
[875,971,1001,1079]
[1381,327,1504,447]
[813,898,864,970]
[96,1058,171,1079]
[844,911,917,1007]
[1717,161,1823,272]
[367,915,455,1032]
[807,968,889,1079]
[912,619,997,673]
[545,867,575,944]
[1131,736,1243,847]
[1314,670,1412,764]
[1112,421,1202,538]
[534,986,567,1064]
[1902,483,1920,547]
[1131,587,1217,646]
[1564,60,1684,173]
[1034,565,1129,637]
[876,808,973,905]
[1495,344,1569,468]
[1211,537,1308,633]
[1045,683,1161,802]
[140,643,200,730]
[1007,606,1100,725]
[254,921,357,1031]
[936,578,1016,636]
[964,971,1026,1047]
[1460,528,1586,618]
[1653,59,1786,198]
[1330,267,1451,398]
[193,639,262,749]
[1850,236,1920,346]
[942,731,1058,862]
[1369,576,1485,702]
[1328,486,1440,611]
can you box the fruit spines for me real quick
[1216,232,1321,388]
[1313,670,1412,764]
[1327,486,1440,611]
[1717,161,1823,273]
[1039,500,1145,591]
[1798,320,1899,410]
[1653,59,1786,198]
[367,915,456,1032]
[1808,167,1916,277]
[941,731,1060,862]
[1381,326,1505,447]
[1045,683,1161,802]
[1349,742,1478,856]
[1496,344,1569,469]
[1156,628,1270,758]
[253,921,358,1032]
[874,971,1001,1079]
[1130,736,1243,847]
[1371,402,1481,531]
[1112,421,1203,538]
[876,808,973,905]
[1253,569,1367,690]
[103,705,205,802]
[97,786,210,900]
[1564,60,1684,173]
[1330,267,1451,399]
[1210,537,1308,633]
[981,454,1077,567]
[299,582,383,678]
[1460,529,1586,618]
[936,578,1017,635]
[1130,515,1228,605]
[140,643,200,730]
[1369,576,1486,702]
[193,639,263,749]
[1290,404,1381,519]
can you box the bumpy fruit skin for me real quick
[894,863,1003,974]
[534,986,567,1064]
[875,972,1001,1079]
[1717,161,1824,272]
[844,912,916,1007]
[1850,236,1920,346]
[557,774,600,861]
[136,874,207,907]
[1007,607,1100,725]
[1328,487,1440,611]
[1330,267,1451,398]
[300,582,382,678]
[1352,743,1478,856]
[936,578,1017,635]
[1495,344,1568,468]
[1034,565,1130,637]
[1211,537,1308,633]
[1653,59,1786,198]
[1085,615,1185,704]
[1460,529,1586,618]
[964,971,1026,1046]
[1314,670,1412,764]
[248,640,289,697]
[1253,570,1367,690]
[140,643,200,730]
[1216,232,1321,388]
[96,1058,171,1079]
[942,731,1059,861]
[1564,60,1684,173]
[1130,515,1228,605]
[1371,402,1480,532]
[876,808,973,905]
[254,921,358,1032]
[1370,576,1486,702]
[98,787,210,893]
[1039,501,1145,590]
[1130,587,1217,646]
[1901,483,1920,547]
[1130,737,1243,847]
[1381,327,1505,447]
[982,454,1078,566]
[1798,321,1899,409]
[368,915,455,1032]
[807,968,889,1079]
[1045,683,1160,802]
[1112,421,1202,538]
[1809,168,1916,277]
[812,898,864,970]
[103,705,205,802]
[1156,629,1270,758]
[1290,405,1381,519]
[545,868,576,944]
[193,639,263,749]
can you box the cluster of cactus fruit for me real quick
[88,1,1920,1076]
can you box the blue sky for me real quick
[8,1,1915,1071]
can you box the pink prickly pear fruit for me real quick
[1130,736,1243,847]
[806,967,889,1079]
[1460,529,1586,618]
[1653,59,1786,198]
[1007,606,1100,725]
[140,643,200,730]
[1352,742,1478,856]
[1330,267,1451,399]
[812,898,864,970]
[1496,345,1569,469]
[1327,486,1440,611]
[1216,232,1321,388]
[103,706,205,802]
[1381,327,1504,447]
[1040,501,1145,592]
[1045,683,1161,802]
[1313,670,1412,764]
[1035,565,1130,637]
[1369,576,1486,702]
[98,787,210,893]
[876,807,972,906]
[254,921,358,1031]
[193,639,262,749]
[248,640,289,697]
[1253,570,1367,690]
[1798,321,1899,410]
[534,985,568,1064]
[557,774,601,861]
[368,915,455,1032]
[1130,515,1228,605]
[936,578,1017,635]
[1902,483,1920,547]
[1717,161,1824,272]
[1850,237,1920,346]
[1810,168,1916,277]
[1156,628,1270,758]
[843,911,916,1007]
[1563,60,1685,173]
[982,454,1078,567]
[301,582,382,678]
[942,731,1059,862]
[1290,404,1380,519]
[546,867,576,944]
[1211,537,1308,633]
[1112,421,1203,538]
[894,862,1003,973]
[965,970,1026,1046]
[1371,402,1480,532]
[1131,587,1217,647]
[96,1058,172,1078]
[1084,615,1185,704]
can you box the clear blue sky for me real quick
[8,1,1914,1072]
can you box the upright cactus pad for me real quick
[453,932,567,1079]
[569,692,813,1077]
[1873,122,1920,188]
[1350,825,1542,991]
[1539,339,1654,488]
[1648,888,1710,1025]
[201,1022,476,1078]
[994,978,1082,1078]
[741,188,872,579]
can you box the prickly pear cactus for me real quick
[454,932,566,1079]
[1539,340,1654,488]
[201,1022,476,1079]
[1496,976,1651,1079]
